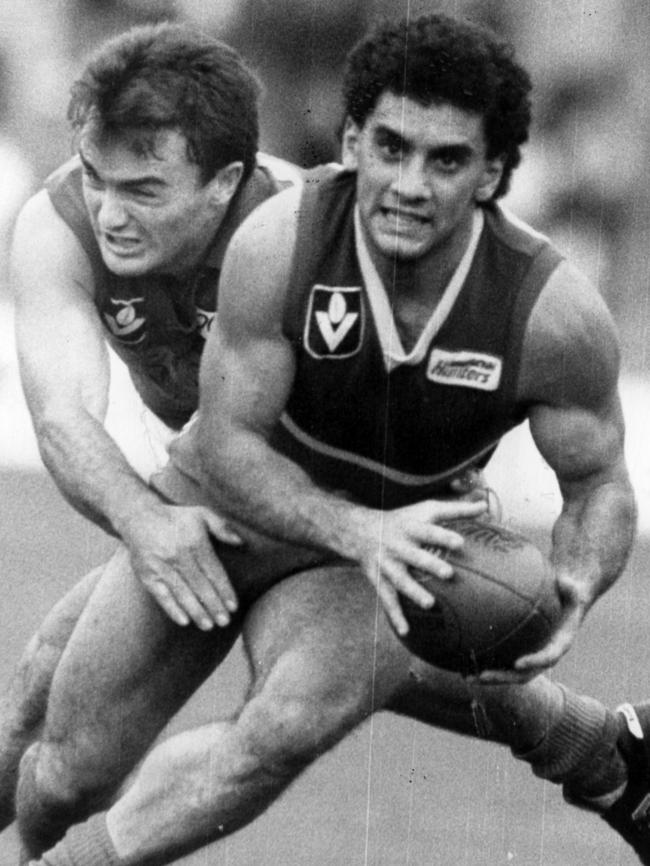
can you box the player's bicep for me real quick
[11,191,110,421]
[199,315,295,442]
[529,395,626,495]
[522,261,626,490]
[198,188,300,443]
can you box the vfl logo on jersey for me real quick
[305,285,363,359]
[195,308,216,339]
[103,298,146,344]
[427,349,502,391]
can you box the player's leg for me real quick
[30,566,414,866]
[15,544,242,859]
[391,661,627,805]
[0,567,102,830]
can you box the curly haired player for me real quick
[13,14,646,866]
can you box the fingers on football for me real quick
[382,559,435,610]
[514,609,578,672]
[427,498,487,521]
[376,579,410,637]
[405,544,454,580]
[411,522,465,553]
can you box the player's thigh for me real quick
[240,566,413,753]
[42,545,241,780]
[35,565,104,650]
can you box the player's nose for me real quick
[392,155,431,200]
[96,188,130,230]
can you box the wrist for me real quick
[109,483,166,541]
[331,503,380,563]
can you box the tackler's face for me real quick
[342,92,504,264]
[80,128,237,279]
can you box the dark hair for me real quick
[68,21,261,183]
[342,14,532,199]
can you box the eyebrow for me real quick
[375,125,476,161]
[78,151,167,188]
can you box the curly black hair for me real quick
[343,14,532,199]
[68,22,261,183]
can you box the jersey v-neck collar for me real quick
[354,206,484,373]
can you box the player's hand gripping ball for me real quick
[400,518,562,675]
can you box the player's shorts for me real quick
[150,456,344,605]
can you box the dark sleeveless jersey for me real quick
[270,167,564,509]
[45,157,285,429]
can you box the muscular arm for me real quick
[195,188,486,633]
[12,191,161,535]
[514,260,636,671]
[12,191,239,629]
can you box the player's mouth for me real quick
[102,232,143,256]
[379,207,431,230]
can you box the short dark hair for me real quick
[342,14,532,199]
[68,21,261,183]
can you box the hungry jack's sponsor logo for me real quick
[427,349,502,391]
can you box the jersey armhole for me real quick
[501,243,565,409]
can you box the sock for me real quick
[34,813,122,866]
[514,687,627,803]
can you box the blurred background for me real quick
[0,2,649,864]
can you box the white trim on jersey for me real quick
[279,411,500,487]
[498,202,551,245]
[354,206,484,373]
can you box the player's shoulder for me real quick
[14,186,76,250]
[487,202,554,256]
[519,259,620,407]
[222,162,347,314]
[230,161,345,249]
[224,175,305,280]
[12,182,93,295]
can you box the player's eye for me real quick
[433,149,469,173]
[376,131,406,161]
[130,186,157,200]
[82,167,103,187]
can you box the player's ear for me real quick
[341,117,361,171]
[474,156,505,203]
[207,161,244,207]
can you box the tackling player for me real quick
[21,14,647,866]
[1,17,305,833]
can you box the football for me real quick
[399,517,562,675]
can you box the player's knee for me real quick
[16,740,103,853]
[17,741,84,814]
[17,729,117,824]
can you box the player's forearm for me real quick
[199,429,376,559]
[35,411,163,537]
[551,464,636,604]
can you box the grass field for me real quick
[1,467,649,866]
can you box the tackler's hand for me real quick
[122,503,242,630]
